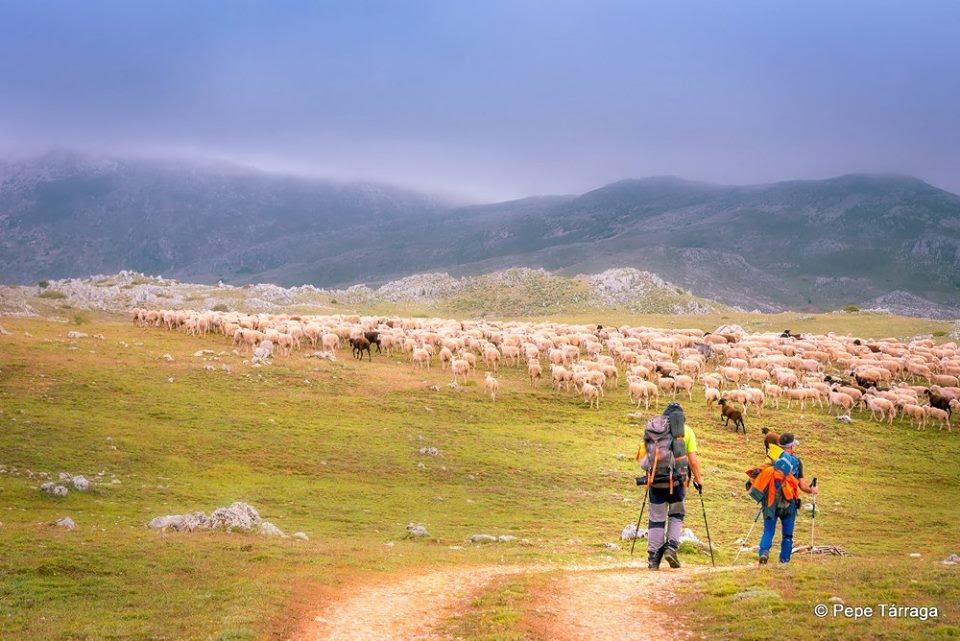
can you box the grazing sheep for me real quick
[762,383,783,409]
[484,372,500,402]
[896,402,926,429]
[551,364,572,392]
[924,405,951,431]
[412,348,431,370]
[350,337,371,361]
[673,374,694,400]
[628,378,658,410]
[527,359,542,384]
[581,382,600,409]
[865,395,895,424]
[439,347,454,371]
[704,386,721,406]
[924,389,953,415]
[828,390,855,416]
[718,398,746,433]
[450,358,471,384]
[483,346,502,372]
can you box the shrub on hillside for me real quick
[842,304,860,313]
[212,303,229,312]
[38,289,66,299]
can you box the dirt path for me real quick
[299,562,724,641]
[531,566,701,641]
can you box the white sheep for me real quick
[484,372,500,402]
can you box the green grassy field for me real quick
[0,312,957,640]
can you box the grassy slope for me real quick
[0,313,957,640]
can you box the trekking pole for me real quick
[732,507,763,564]
[630,483,650,556]
[696,485,715,567]
[809,477,818,557]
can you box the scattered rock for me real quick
[604,542,621,551]
[166,377,175,383]
[497,534,517,543]
[447,382,460,390]
[418,447,439,457]
[427,384,441,392]
[679,528,702,547]
[147,501,291,536]
[292,532,310,541]
[193,349,214,357]
[942,554,959,565]
[71,475,90,491]
[469,534,498,543]
[405,523,430,538]
[308,351,336,360]
[829,596,845,605]
[620,523,647,541]
[252,341,274,363]
[40,482,68,497]
[161,353,174,361]
[909,552,922,558]
[66,331,88,339]
[53,516,76,530]
[836,415,853,424]
[258,521,286,537]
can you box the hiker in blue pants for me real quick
[758,433,818,564]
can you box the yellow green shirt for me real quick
[685,425,698,454]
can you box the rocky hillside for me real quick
[0,268,723,318]
[2,152,959,318]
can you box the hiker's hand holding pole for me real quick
[693,480,703,494]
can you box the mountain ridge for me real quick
[1,152,958,317]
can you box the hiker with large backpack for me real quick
[745,432,818,565]
[638,402,703,570]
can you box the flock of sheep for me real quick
[131,308,960,431]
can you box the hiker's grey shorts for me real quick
[648,484,686,553]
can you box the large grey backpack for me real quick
[639,409,688,487]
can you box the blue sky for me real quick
[1,1,958,200]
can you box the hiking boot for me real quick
[647,559,661,570]
[758,553,769,565]
[664,547,681,568]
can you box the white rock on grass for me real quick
[147,501,288,535]
[469,534,498,543]
[252,341,274,363]
[679,528,702,546]
[418,447,439,457]
[161,353,174,362]
[71,475,90,491]
[604,542,621,550]
[942,554,959,565]
[620,523,647,541]
[54,516,76,530]
[209,502,261,531]
[406,523,430,538]
[497,534,517,543]
[148,512,210,532]
[292,532,310,541]
[67,331,88,339]
[258,521,286,537]
[40,482,69,497]
[909,552,922,558]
